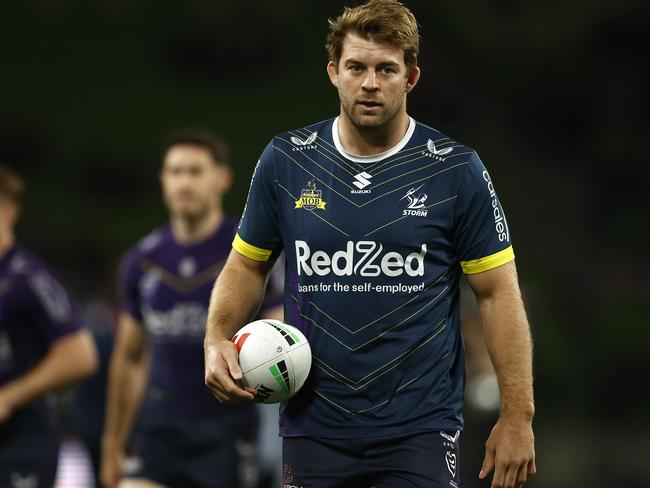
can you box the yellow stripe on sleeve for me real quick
[460,246,515,275]
[232,234,273,262]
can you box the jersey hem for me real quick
[232,234,272,262]
[460,246,515,274]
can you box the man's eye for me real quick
[349,65,363,72]
[382,66,396,74]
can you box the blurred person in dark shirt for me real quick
[100,129,283,488]
[0,165,98,488]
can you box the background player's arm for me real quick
[466,260,536,488]
[0,329,98,422]
[260,305,284,321]
[204,249,274,403]
[100,313,150,488]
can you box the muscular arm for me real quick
[0,330,98,422]
[467,260,536,488]
[100,313,149,488]
[204,249,274,403]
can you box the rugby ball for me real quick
[232,320,311,404]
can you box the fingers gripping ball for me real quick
[232,320,312,404]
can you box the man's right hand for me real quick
[100,440,123,488]
[204,339,256,404]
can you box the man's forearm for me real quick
[478,283,534,419]
[1,330,97,411]
[102,350,148,449]
[205,252,269,344]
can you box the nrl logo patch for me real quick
[295,180,327,211]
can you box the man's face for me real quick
[0,198,18,235]
[160,145,231,220]
[327,33,420,130]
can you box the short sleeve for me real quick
[25,270,82,344]
[233,141,283,261]
[117,251,144,322]
[260,253,285,312]
[454,151,515,274]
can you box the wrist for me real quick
[1,382,24,411]
[101,435,124,451]
[500,402,535,423]
[204,335,235,349]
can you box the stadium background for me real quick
[1,1,648,487]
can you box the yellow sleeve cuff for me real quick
[232,234,273,262]
[460,246,515,275]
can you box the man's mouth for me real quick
[357,100,382,109]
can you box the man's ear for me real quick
[216,165,233,193]
[405,65,421,93]
[327,61,340,88]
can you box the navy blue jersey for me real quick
[119,218,282,422]
[234,117,515,439]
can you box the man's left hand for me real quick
[479,416,536,488]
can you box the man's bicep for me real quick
[465,260,520,300]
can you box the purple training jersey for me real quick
[0,245,82,412]
[119,218,282,422]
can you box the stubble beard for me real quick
[340,91,404,131]
[173,199,212,229]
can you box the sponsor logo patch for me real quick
[351,171,373,194]
[295,180,327,211]
[427,138,454,156]
[482,170,509,242]
[291,132,318,151]
[295,240,426,277]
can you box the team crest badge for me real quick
[295,180,327,211]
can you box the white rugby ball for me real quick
[232,320,311,404]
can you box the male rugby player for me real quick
[0,165,98,488]
[100,129,282,488]
[204,1,535,487]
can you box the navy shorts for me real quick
[282,431,461,488]
[125,417,259,488]
[0,409,60,488]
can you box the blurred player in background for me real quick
[100,129,283,488]
[204,1,535,487]
[0,165,98,488]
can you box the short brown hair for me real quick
[325,0,420,69]
[162,128,231,166]
[0,165,25,206]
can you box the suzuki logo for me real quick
[352,171,373,189]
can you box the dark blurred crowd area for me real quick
[1,1,648,487]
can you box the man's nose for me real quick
[361,71,379,91]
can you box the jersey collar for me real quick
[331,116,415,164]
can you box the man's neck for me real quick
[170,209,223,246]
[337,111,410,157]
[0,231,15,261]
